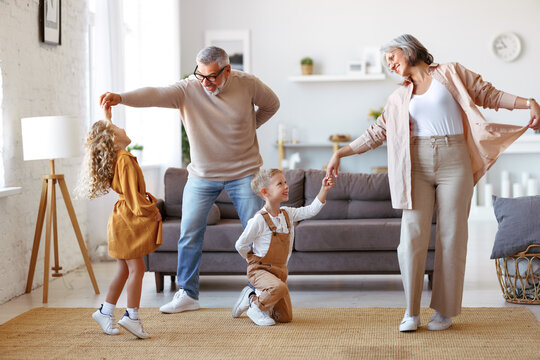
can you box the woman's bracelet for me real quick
[527,98,536,108]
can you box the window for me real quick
[88,0,181,167]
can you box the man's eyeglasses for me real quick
[193,65,227,83]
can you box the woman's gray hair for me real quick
[381,34,434,68]
[196,46,230,67]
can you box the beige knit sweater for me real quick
[120,70,280,181]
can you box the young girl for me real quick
[80,106,162,339]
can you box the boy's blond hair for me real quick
[251,168,283,199]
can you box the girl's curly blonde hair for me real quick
[77,120,117,199]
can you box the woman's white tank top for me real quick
[409,78,464,137]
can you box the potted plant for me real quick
[127,144,144,161]
[367,107,384,122]
[300,57,313,75]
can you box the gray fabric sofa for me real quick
[144,168,436,292]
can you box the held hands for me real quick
[99,92,122,109]
[528,100,540,131]
[102,104,112,122]
[322,175,335,192]
[326,153,340,179]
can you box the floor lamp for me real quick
[21,115,100,303]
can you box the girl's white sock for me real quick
[127,307,140,320]
[101,301,116,316]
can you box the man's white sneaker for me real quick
[232,286,254,318]
[118,311,150,339]
[92,307,120,335]
[399,313,420,332]
[246,302,275,326]
[159,289,200,313]
[427,311,452,331]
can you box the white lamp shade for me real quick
[21,116,81,160]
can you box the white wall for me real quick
[0,0,89,303]
[180,0,540,193]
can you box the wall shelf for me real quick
[504,134,540,154]
[273,142,387,148]
[288,73,386,82]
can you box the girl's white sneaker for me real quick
[118,311,150,339]
[92,306,120,335]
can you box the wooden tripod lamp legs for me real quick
[25,175,100,303]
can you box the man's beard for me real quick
[206,77,227,96]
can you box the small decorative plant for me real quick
[300,57,314,75]
[300,57,313,66]
[127,144,144,152]
[368,107,384,121]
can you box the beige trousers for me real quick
[398,135,474,318]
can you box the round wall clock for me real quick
[492,32,522,62]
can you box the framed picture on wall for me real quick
[40,0,61,45]
[205,30,251,73]
[363,47,382,74]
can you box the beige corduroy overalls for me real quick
[247,210,293,323]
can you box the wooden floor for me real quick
[1,218,539,324]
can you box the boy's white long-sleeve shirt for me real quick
[235,197,324,262]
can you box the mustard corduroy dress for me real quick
[107,149,162,259]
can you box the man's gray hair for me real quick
[381,34,433,68]
[196,46,230,67]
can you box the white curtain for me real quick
[90,0,181,169]
[86,0,181,252]
[0,69,4,188]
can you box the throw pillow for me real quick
[491,195,540,259]
[206,204,221,225]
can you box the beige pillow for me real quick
[206,204,221,225]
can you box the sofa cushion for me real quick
[164,168,188,217]
[157,219,243,252]
[304,170,402,219]
[294,219,436,251]
[215,169,305,219]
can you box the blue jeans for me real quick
[177,175,263,299]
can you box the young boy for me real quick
[232,169,334,326]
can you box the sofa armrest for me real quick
[156,199,165,219]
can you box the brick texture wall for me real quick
[0,0,90,304]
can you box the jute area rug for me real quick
[1,307,539,360]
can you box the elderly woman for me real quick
[326,34,539,332]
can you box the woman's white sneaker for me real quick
[118,311,150,339]
[427,311,452,331]
[92,307,120,335]
[246,302,275,326]
[399,313,420,332]
[159,289,200,313]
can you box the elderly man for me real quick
[99,46,280,314]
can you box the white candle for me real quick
[521,172,530,188]
[484,184,493,207]
[291,127,299,144]
[278,124,286,142]
[501,178,511,198]
[513,183,523,198]
[527,178,538,196]
[501,170,510,182]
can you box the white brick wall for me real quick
[0,0,90,304]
